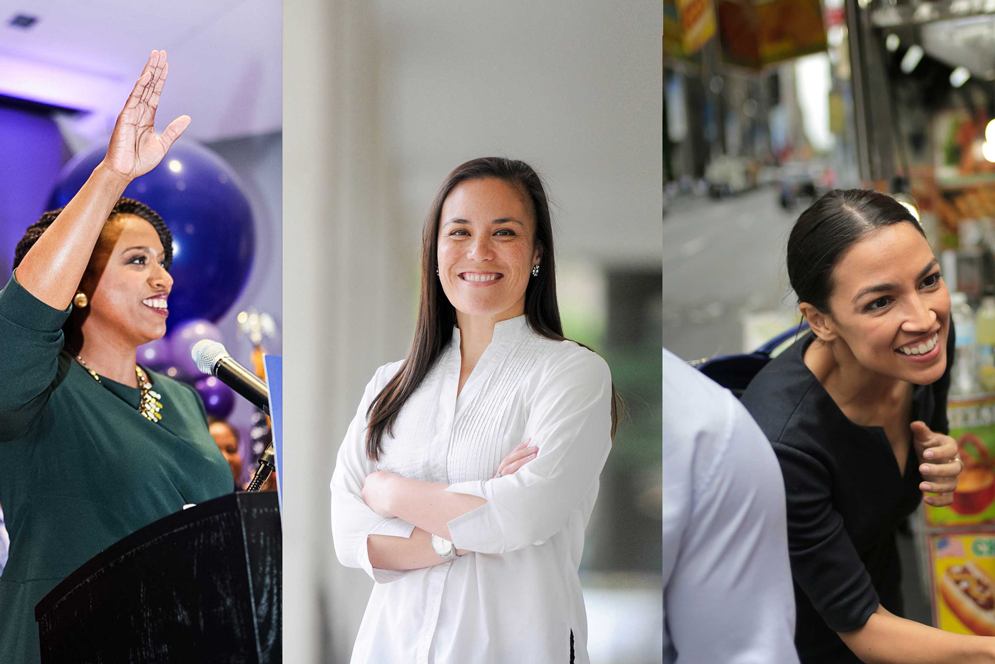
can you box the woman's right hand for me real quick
[102,50,191,183]
[495,439,537,478]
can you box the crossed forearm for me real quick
[364,475,487,571]
[367,528,450,571]
[385,476,486,540]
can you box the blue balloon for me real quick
[50,140,255,324]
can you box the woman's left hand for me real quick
[495,439,537,478]
[362,470,400,518]
[912,420,962,507]
[104,50,190,182]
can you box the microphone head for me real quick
[192,339,229,375]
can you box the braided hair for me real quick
[12,198,172,354]
[13,198,172,272]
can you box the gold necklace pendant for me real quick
[136,366,163,424]
[75,356,162,424]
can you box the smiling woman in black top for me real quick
[741,189,995,664]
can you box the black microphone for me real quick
[191,340,270,415]
[246,443,276,492]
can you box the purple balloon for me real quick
[136,337,173,371]
[170,318,224,379]
[160,365,194,383]
[49,139,256,325]
[195,375,235,419]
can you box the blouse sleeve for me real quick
[330,363,417,584]
[0,272,72,442]
[445,348,613,554]
[774,441,879,632]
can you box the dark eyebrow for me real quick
[443,217,524,227]
[851,258,940,304]
[122,246,166,257]
[916,258,940,281]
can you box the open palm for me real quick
[103,50,190,181]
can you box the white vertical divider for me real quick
[284,1,408,661]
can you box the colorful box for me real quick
[929,532,995,635]
[925,396,995,527]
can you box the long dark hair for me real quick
[364,157,620,461]
[787,189,923,313]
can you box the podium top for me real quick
[35,491,278,620]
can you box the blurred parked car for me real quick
[778,161,833,210]
[705,156,757,198]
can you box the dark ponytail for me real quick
[787,189,923,312]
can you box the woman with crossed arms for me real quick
[331,157,619,664]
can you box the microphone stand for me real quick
[246,443,276,492]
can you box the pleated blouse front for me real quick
[330,315,614,664]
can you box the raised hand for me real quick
[912,420,962,507]
[103,50,190,182]
[494,439,537,478]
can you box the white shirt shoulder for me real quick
[534,339,612,389]
[663,348,799,664]
[368,358,406,394]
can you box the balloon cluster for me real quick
[49,138,258,420]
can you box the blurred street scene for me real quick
[666,0,995,636]
[665,0,850,363]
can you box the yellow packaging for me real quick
[925,396,995,527]
[929,533,995,635]
[676,0,716,56]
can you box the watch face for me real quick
[432,534,454,557]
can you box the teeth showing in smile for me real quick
[461,273,499,282]
[898,333,938,356]
[143,298,168,310]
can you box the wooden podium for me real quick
[35,491,281,663]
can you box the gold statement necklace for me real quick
[76,356,163,423]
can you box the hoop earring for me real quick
[531,264,540,277]
[73,292,89,308]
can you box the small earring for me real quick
[531,264,540,277]
[73,292,88,308]
[436,266,439,276]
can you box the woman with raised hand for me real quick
[330,157,619,664]
[741,189,989,663]
[0,51,232,664]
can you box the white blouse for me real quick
[330,315,613,664]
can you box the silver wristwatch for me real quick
[430,534,460,561]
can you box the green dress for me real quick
[0,273,233,664]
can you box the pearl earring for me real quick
[531,264,540,277]
[73,292,89,308]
